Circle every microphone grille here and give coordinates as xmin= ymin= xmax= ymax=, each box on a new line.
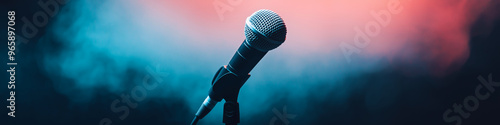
xmin=245 ymin=9 xmax=287 ymax=51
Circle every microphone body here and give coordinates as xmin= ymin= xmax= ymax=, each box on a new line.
xmin=227 ymin=40 xmax=267 ymax=76
xmin=192 ymin=9 xmax=287 ymax=125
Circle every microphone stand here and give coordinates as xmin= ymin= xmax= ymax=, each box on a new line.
xmin=207 ymin=65 xmax=250 ymax=125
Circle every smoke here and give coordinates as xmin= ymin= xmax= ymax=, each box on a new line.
xmin=363 ymin=0 xmax=498 ymax=76
xmin=36 ymin=0 xmax=499 ymax=124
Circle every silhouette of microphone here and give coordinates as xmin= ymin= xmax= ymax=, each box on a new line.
xmin=191 ymin=9 xmax=287 ymax=125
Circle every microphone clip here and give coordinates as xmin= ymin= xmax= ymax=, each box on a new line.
xmin=208 ymin=65 xmax=250 ymax=125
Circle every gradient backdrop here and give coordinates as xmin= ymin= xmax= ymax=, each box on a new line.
xmin=1 ymin=0 xmax=500 ymax=124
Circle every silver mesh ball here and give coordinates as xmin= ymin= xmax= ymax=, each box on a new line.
xmin=244 ymin=9 xmax=287 ymax=51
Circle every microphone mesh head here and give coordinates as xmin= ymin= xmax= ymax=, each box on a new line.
xmin=245 ymin=9 xmax=287 ymax=51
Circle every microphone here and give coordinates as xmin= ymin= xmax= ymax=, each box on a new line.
xmin=191 ymin=9 xmax=287 ymax=125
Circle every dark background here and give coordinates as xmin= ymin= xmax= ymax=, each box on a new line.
xmin=1 ymin=0 xmax=500 ymax=125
